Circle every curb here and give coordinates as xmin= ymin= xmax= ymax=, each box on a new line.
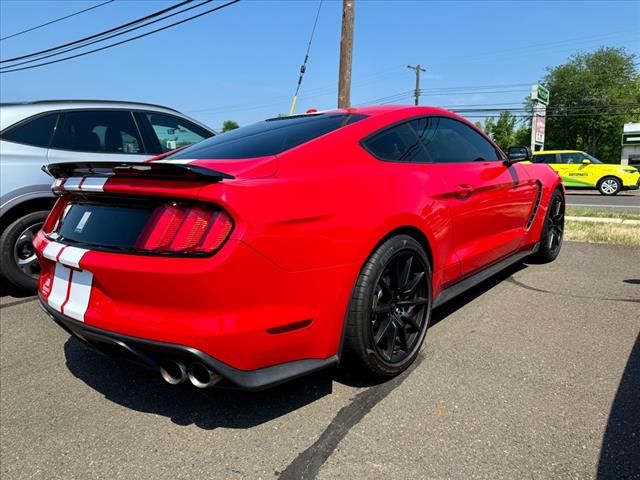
xmin=566 ymin=216 xmax=640 ymax=226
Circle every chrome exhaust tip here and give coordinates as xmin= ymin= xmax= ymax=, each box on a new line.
xmin=159 ymin=360 xmax=187 ymax=385
xmin=187 ymin=362 xmax=222 ymax=389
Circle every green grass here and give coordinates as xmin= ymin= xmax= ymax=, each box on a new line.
xmin=565 ymin=207 xmax=640 ymax=221
xmin=565 ymin=220 xmax=640 ymax=247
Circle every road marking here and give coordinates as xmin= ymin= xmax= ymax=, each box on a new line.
xmin=567 ymin=203 xmax=640 ymax=208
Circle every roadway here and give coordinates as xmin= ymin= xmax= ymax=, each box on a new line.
xmin=566 ymin=190 xmax=640 ymax=212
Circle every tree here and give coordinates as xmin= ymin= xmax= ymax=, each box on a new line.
xmin=490 ymin=111 xmax=517 ymax=151
xmin=221 ymin=120 xmax=239 ymax=132
xmin=477 ymin=113 xmax=518 ymax=151
xmin=513 ymin=125 xmax=531 ymax=147
xmin=541 ymin=47 xmax=640 ymax=162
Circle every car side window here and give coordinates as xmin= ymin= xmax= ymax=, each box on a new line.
xmin=145 ymin=113 xmax=210 ymax=153
xmin=51 ymin=110 xmax=143 ymax=154
xmin=364 ymin=122 xmax=429 ymax=162
xmin=419 ymin=117 xmax=499 ymax=163
xmin=1 ymin=113 xmax=58 ymax=148
xmin=560 ymin=152 xmax=583 ymax=164
xmin=534 ymin=154 xmax=557 ymax=164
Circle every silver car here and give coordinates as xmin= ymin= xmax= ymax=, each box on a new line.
xmin=0 ymin=100 xmax=214 ymax=291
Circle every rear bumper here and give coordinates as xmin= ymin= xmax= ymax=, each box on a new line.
xmin=40 ymin=298 xmax=338 ymax=390
xmin=34 ymin=232 xmax=357 ymax=371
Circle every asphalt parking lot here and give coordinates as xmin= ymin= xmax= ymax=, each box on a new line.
xmin=1 ymin=241 xmax=638 ymax=480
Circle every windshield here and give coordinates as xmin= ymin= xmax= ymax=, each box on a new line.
xmin=168 ymin=113 xmax=367 ymax=160
xmin=582 ymin=152 xmax=603 ymax=164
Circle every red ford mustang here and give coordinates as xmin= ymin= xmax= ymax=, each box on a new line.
xmin=34 ymin=106 xmax=564 ymax=390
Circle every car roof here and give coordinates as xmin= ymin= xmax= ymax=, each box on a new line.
xmin=533 ymin=150 xmax=581 ymax=154
xmin=0 ymin=99 xmax=180 ymax=112
xmin=290 ymin=105 xmax=456 ymax=118
xmin=0 ymin=100 xmax=211 ymax=132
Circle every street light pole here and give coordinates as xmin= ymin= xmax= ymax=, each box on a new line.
xmin=407 ymin=64 xmax=426 ymax=106
xmin=338 ymin=0 xmax=354 ymax=108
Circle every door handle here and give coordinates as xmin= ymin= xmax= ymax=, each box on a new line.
xmin=456 ymin=184 xmax=475 ymax=198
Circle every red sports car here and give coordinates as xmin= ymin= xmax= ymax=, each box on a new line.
xmin=34 ymin=106 xmax=564 ymax=390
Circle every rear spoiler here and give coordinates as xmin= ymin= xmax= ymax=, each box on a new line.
xmin=43 ymin=161 xmax=234 ymax=182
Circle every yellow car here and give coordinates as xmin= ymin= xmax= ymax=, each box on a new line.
xmin=532 ymin=150 xmax=640 ymax=195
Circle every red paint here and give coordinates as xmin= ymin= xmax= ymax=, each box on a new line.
xmin=34 ymin=106 xmax=562 ymax=372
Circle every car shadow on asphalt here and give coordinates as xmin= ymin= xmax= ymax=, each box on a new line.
xmin=597 ymin=333 xmax=640 ymax=479
xmin=62 ymin=261 xmax=529 ymax=429
xmin=63 ymin=338 xmax=334 ymax=430
xmin=0 ymin=283 xmax=33 ymax=299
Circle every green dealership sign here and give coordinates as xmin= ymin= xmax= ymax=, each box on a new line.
xmin=532 ymin=84 xmax=550 ymax=105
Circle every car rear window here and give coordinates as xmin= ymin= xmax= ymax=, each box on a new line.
xmin=57 ymin=203 xmax=153 ymax=249
xmin=168 ymin=113 xmax=367 ymax=160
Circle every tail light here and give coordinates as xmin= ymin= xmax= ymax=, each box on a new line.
xmin=134 ymin=203 xmax=233 ymax=254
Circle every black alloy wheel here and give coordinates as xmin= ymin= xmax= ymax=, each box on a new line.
xmin=370 ymin=251 xmax=430 ymax=364
xmin=0 ymin=210 xmax=49 ymax=292
xmin=545 ymin=192 xmax=564 ymax=258
xmin=529 ymin=189 xmax=564 ymax=264
xmin=343 ymin=235 xmax=432 ymax=377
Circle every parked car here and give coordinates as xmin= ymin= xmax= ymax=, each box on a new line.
xmin=0 ymin=100 xmax=214 ymax=291
xmin=532 ymin=150 xmax=640 ymax=195
xmin=34 ymin=106 xmax=563 ymax=390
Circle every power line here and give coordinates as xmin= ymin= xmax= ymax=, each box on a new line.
xmin=2 ymin=0 xmax=215 ymax=70
xmin=0 ymin=0 xmax=115 ymax=42
xmin=0 ymin=0 xmax=241 ymax=74
xmin=1 ymin=0 xmax=194 ymax=64
xmin=288 ymin=0 xmax=323 ymax=115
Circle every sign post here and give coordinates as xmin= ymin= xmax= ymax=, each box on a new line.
xmin=530 ymin=84 xmax=549 ymax=151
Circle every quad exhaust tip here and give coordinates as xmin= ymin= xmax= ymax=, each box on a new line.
xmin=159 ymin=360 xmax=187 ymax=385
xmin=187 ymin=362 xmax=222 ymax=388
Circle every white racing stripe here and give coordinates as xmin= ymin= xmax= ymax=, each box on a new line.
xmin=54 ymin=176 xmax=109 ymax=192
xmin=43 ymin=242 xmax=89 ymax=269
xmin=62 ymin=270 xmax=93 ymax=322
xmin=43 ymin=242 xmax=65 ymax=262
xmin=48 ymin=263 xmax=71 ymax=311
xmin=63 ymin=177 xmax=83 ymax=191
xmin=58 ymin=246 xmax=89 ymax=269
xmin=81 ymin=177 xmax=108 ymax=192
xmin=44 ymin=243 xmax=93 ymax=322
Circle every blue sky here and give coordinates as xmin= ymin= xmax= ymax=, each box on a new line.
xmin=1 ymin=0 xmax=638 ymax=130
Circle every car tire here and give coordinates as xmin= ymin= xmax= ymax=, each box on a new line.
xmin=597 ymin=176 xmax=621 ymax=196
xmin=529 ymin=189 xmax=564 ymax=264
xmin=342 ymin=235 xmax=432 ymax=378
xmin=0 ymin=211 xmax=48 ymax=292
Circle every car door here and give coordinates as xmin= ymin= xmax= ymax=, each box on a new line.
xmin=47 ymin=110 xmax=151 ymax=165
xmin=415 ymin=116 xmax=538 ymax=276
xmin=558 ymin=152 xmax=595 ymax=187
xmin=134 ymin=111 xmax=213 ymax=155
xmin=362 ymin=120 xmax=461 ymax=286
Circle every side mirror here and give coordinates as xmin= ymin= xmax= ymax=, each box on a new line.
xmin=582 ymin=159 xmax=591 ymax=165
xmin=506 ymin=146 xmax=532 ymax=164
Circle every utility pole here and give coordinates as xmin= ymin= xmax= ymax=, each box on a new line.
xmin=407 ymin=64 xmax=426 ymax=105
xmin=338 ymin=0 xmax=354 ymax=108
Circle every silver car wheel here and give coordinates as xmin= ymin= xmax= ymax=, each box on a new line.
xmin=600 ymin=178 xmax=619 ymax=195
